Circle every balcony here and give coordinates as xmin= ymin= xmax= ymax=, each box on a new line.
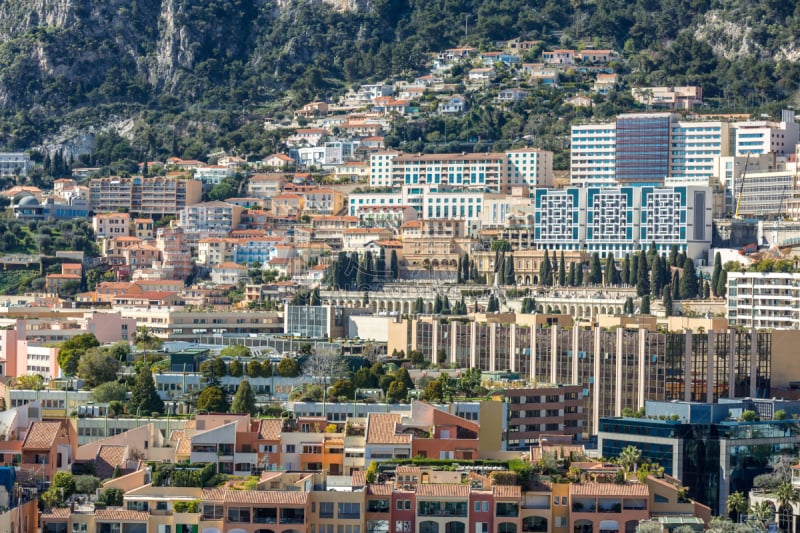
xmin=418 ymin=502 xmax=468 ymax=517
xmin=254 ymin=508 xmax=278 ymax=524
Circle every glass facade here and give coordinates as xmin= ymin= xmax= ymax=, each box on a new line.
xmin=615 ymin=115 xmax=672 ymax=183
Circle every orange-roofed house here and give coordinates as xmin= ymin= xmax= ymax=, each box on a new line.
xmin=263 ymin=153 xmax=295 ymax=169
xmin=21 ymin=420 xmax=77 ymax=481
xmin=211 ymin=262 xmax=248 ymax=285
xmin=567 ymin=481 xmax=650 ymax=533
xmin=342 ymin=228 xmax=394 ymax=252
xmin=364 ymin=413 xmax=411 ymax=467
xmin=272 ymin=193 xmax=304 ymax=218
xmin=132 ymin=218 xmax=155 ymax=240
xmin=93 ymin=212 xmax=131 ymax=239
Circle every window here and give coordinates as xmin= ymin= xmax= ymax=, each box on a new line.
xmin=72 ymin=525 xmax=88 ymax=533
xmin=474 ymin=501 xmax=481 ymax=512
xmin=286 ymin=444 xmax=296 ymax=453
xmin=482 ymin=501 xmax=489 ymax=512
xmin=228 ymin=507 xmax=251 ymax=523
xmin=320 ymin=502 xmax=334 ymax=518
xmin=339 ymin=502 xmax=361 ymax=519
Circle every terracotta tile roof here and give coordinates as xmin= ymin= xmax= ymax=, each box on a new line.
xmin=396 ymin=466 xmax=422 ymax=474
xmin=225 ymin=490 xmax=309 ymax=505
xmin=22 ymin=421 xmax=63 ymax=450
xmin=95 ymin=509 xmax=149 ymax=522
xmin=42 ymin=508 xmax=70 ymax=519
xmin=367 ymin=484 xmax=393 ymax=496
xmin=493 ymin=485 xmax=521 ymax=498
xmin=352 ymin=470 xmax=366 ymax=487
xmin=96 ymin=445 xmax=127 ymax=480
xmin=366 ymin=413 xmax=410 ymax=445
xmin=258 ymin=419 xmax=282 ymax=441
xmin=201 ymin=487 xmax=227 ymax=501
xmin=416 ymin=484 xmax=470 ymax=498
xmin=569 ymin=482 xmax=649 ymax=497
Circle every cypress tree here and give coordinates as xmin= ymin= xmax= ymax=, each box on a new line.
xmin=605 ymin=253 xmax=618 ymax=285
xmin=711 ymin=252 xmax=722 ymax=297
xmin=376 ymin=248 xmax=386 ymax=282
xmin=462 ymin=253 xmax=470 ymax=282
xmin=414 ymin=297 xmax=424 ymax=313
xmin=589 ymin=253 xmax=602 ymax=285
xmin=663 ymin=290 xmax=673 ymax=317
xmin=433 ymin=294 xmax=442 ymax=314
xmin=650 ymin=255 xmax=661 ymax=298
xmin=558 ymin=251 xmax=566 ymax=286
xmin=716 ymin=269 xmax=728 ymax=298
xmin=668 ymin=245 xmax=678 ymax=267
xmin=568 ymin=262 xmax=577 ymax=287
xmin=622 ymin=254 xmax=631 ymax=285
xmin=390 ymin=250 xmax=399 ymax=279
xmin=641 ymin=295 xmax=650 ymax=314
xmin=504 ymin=254 xmax=516 ymax=285
xmin=630 ymin=254 xmax=639 ymax=286
xmin=680 ymin=258 xmax=699 ymax=299
xmin=636 ymin=252 xmax=649 ymax=296
xmin=456 ymin=256 xmax=464 ymax=284
xmin=672 ymin=271 xmax=681 ymax=301
xmin=624 ymin=297 xmax=634 ymax=314
xmin=539 ymin=251 xmax=552 ymax=286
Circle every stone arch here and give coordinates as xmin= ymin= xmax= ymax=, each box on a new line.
xmin=601 ymin=306 xmax=608 ymax=314
xmin=518 ymin=276 xmax=524 ymax=285
xmin=533 ymin=275 xmax=539 ymax=285
xmin=420 ymin=521 xmax=439 ymax=533
xmin=615 ymin=306 xmax=623 ymax=314
xmin=523 ymin=517 xmax=547 ymax=532
xmin=574 ymin=520 xmax=593 ymax=533
xmin=525 ymin=275 xmax=531 ymax=285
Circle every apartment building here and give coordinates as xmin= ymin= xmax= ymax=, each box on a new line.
xmin=735 ymin=109 xmax=799 ymax=156
xmin=93 ymin=212 xmax=132 ymax=239
xmin=178 ymin=201 xmax=244 ymax=240
xmin=89 ymin=176 xmax=203 ymax=216
xmin=390 ymin=149 xmax=553 ymax=193
xmin=570 ymin=113 xmax=733 ymax=187
xmin=726 ymin=271 xmax=800 ymax=329
xmin=534 ymin=185 xmax=712 ymax=259
xmin=0 ymin=152 xmax=31 ymax=176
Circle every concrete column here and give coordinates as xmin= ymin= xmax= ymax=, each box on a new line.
xmin=707 ymin=330 xmax=715 ymax=403
xmin=449 ymin=322 xmax=457 ymax=366
xmin=489 ymin=323 xmax=497 ymax=372
xmin=470 ymin=321 xmax=477 ymax=369
xmin=531 ymin=326 xmax=537 ymax=381
xmin=638 ymin=329 xmax=646 ymax=410
xmin=510 ymin=324 xmax=517 ymax=373
xmin=431 ymin=320 xmax=439 ymax=366
xmin=551 ymin=326 xmax=558 ymax=384
xmin=728 ymin=328 xmax=736 ymax=399
xmin=615 ymin=327 xmax=623 ymax=417
xmin=684 ymin=330 xmax=693 ymax=402
xmin=572 ymin=325 xmax=579 ymax=385
xmin=593 ymin=326 xmax=601 ymax=435
xmin=750 ymin=327 xmax=758 ymax=398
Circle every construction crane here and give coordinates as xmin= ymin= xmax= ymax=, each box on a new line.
xmin=734 ymin=153 xmax=750 ymax=219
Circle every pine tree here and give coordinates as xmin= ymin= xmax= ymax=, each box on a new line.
xmin=390 ymin=250 xmax=399 ymax=279
xmin=129 ymin=367 xmax=164 ymax=415
xmin=641 ymin=295 xmax=650 ymax=314
xmin=680 ymin=258 xmax=699 ymax=299
xmin=663 ymin=290 xmax=673 ymax=317
xmin=558 ymin=251 xmax=566 ymax=286
xmin=589 ymin=253 xmax=602 ymax=285
xmin=636 ymin=252 xmax=650 ymax=296
xmin=711 ymin=252 xmax=722 ymax=297
xmin=230 ymin=379 xmax=257 ymax=415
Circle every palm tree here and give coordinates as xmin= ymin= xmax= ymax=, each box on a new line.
xmin=726 ymin=491 xmax=748 ymax=523
xmin=775 ymin=482 xmax=799 ymax=533
xmin=749 ymin=501 xmax=775 ymax=531
xmin=618 ymin=445 xmax=642 ymax=473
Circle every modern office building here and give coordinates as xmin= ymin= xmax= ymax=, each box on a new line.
xmin=615 ymin=113 xmax=674 ymax=184
xmin=534 ymin=185 xmax=712 ymax=259
xmin=598 ymin=399 xmax=800 ymax=515
xmin=388 ymin=314 xmax=785 ymax=436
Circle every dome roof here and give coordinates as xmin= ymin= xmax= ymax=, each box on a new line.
xmin=17 ymin=195 xmax=40 ymax=207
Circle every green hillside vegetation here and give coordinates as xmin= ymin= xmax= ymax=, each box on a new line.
xmin=0 ymin=0 xmax=798 ymax=154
